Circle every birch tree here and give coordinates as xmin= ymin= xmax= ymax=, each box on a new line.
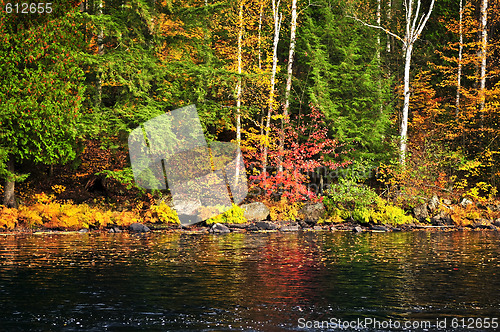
xmin=96 ymin=0 xmax=104 ymax=108
xmin=235 ymin=0 xmax=244 ymax=183
xmin=386 ymin=0 xmax=391 ymax=53
xmin=478 ymin=0 xmax=488 ymax=115
xmin=278 ymin=0 xmax=297 ymax=173
xmin=456 ymin=0 xmax=464 ymax=115
xmin=349 ymin=0 xmax=436 ymax=164
xmin=262 ymin=0 xmax=282 ymax=177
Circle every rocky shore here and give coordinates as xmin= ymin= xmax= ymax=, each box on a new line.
xmin=3 ymin=195 xmax=500 ymax=235
xmin=5 ymin=219 xmax=495 ymax=235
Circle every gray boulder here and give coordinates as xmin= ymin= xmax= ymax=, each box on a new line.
xmin=370 ymin=224 xmax=389 ymax=232
xmin=129 ymin=223 xmax=151 ymax=233
xmin=428 ymin=195 xmax=440 ymax=213
xmin=210 ymin=223 xmax=231 ymax=234
xmin=255 ymin=221 xmax=279 ymax=230
xmin=108 ymin=227 xmax=123 ymax=233
xmin=280 ymin=224 xmax=300 ymax=232
xmin=472 ymin=220 xmax=495 ymax=230
xmin=298 ymin=203 xmax=326 ymax=221
xmin=431 ymin=211 xmax=453 ymax=225
xmin=241 ymin=202 xmax=270 ymax=221
xmin=353 ymin=226 xmax=365 ymax=233
xmin=413 ymin=203 xmax=429 ymax=221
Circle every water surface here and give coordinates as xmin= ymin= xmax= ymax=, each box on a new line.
xmin=0 ymin=230 xmax=499 ymax=331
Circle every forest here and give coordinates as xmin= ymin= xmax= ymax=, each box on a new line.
xmin=1 ymin=0 xmax=500 ymax=230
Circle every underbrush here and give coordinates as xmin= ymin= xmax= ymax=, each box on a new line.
xmin=203 ymin=204 xmax=247 ymax=224
xmin=0 ymin=192 xmax=251 ymax=230
xmin=0 ymin=192 xmax=142 ymax=230
xmin=323 ymin=178 xmax=414 ymax=225
xmin=0 ymin=193 xmax=181 ymax=230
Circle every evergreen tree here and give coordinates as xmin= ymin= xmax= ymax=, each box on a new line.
xmin=79 ymin=0 xmax=164 ymax=138
xmin=296 ymin=1 xmax=392 ymax=165
xmin=0 ymin=2 xmax=86 ymax=206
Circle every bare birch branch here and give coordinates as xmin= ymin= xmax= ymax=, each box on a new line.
xmin=346 ymin=15 xmax=405 ymax=46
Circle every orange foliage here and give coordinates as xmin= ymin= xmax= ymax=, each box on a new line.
xmin=0 ymin=206 xmax=18 ymax=229
xmin=1 ymin=192 xmax=142 ymax=231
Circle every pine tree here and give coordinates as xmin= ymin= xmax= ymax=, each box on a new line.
xmin=0 ymin=2 xmax=86 ymax=206
xmin=297 ymin=1 xmax=391 ymax=164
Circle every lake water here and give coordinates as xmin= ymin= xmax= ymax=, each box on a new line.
xmin=0 ymin=230 xmax=499 ymax=331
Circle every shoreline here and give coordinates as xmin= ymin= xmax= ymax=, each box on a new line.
xmin=1 ymin=220 xmax=498 ymax=236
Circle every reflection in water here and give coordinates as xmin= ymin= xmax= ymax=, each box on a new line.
xmin=0 ymin=231 xmax=499 ymax=331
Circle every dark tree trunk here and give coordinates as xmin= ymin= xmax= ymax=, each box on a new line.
xmin=3 ymin=159 xmax=17 ymax=208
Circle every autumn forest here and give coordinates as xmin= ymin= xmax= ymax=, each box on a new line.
xmin=1 ymin=0 xmax=500 ymax=230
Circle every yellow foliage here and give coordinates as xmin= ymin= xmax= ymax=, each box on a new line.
xmin=149 ymin=203 xmax=180 ymax=224
xmin=114 ymin=211 xmax=140 ymax=227
xmin=51 ymin=185 xmax=66 ymax=194
xmin=18 ymin=206 xmax=43 ymax=227
xmin=6 ymin=192 xmax=142 ymax=230
xmin=465 ymin=182 xmax=497 ymax=203
xmin=0 ymin=206 xmax=18 ymax=229
xmin=270 ymin=199 xmax=303 ymax=221
xmin=34 ymin=192 xmax=54 ymax=204
xmin=205 ymin=204 xmax=247 ymax=224
xmin=371 ymin=199 xmax=414 ymax=225
xmin=322 ymin=213 xmax=344 ymax=224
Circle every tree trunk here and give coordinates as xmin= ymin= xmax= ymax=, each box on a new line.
xmin=376 ymin=0 xmax=383 ymax=114
xmin=456 ymin=0 xmax=463 ymax=116
xmin=400 ymin=43 xmax=413 ymax=165
xmin=96 ymin=0 xmax=104 ymax=108
xmin=3 ymin=159 xmax=17 ymax=208
xmin=376 ymin=0 xmax=381 ymax=61
xmin=386 ymin=0 xmax=392 ymax=53
xmin=262 ymin=0 xmax=282 ymax=178
xmin=235 ymin=0 xmax=244 ymax=185
xmin=279 ymin=0 xmax=297 ymax=173
xmin=348 ymin=0 xmax=435 ymax=165
xmin=258 ymin=1 xmax=263 ymax=71
xmin=478 ymin=0 xmax=488 ymax=118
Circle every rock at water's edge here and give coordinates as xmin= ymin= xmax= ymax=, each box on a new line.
xmin=172 ymin=199 xmax=202 ymax=216
xmin=280 ymin=225 xmax=300 ymax=232
xmin=241 ymin=202 xmax=270 ymax=222
xmin=413 ymin=204 xmax=429 ymax=221
xmin=210 ymin=223 xmax=231 ymax=234
xmin=255 ymin=221 xmax=279 ymax=230
xmin=353 ymin=226 xmax=365 ymax=233
xmin=129 ymin=223 xmax=151 ymax=233
xmin=428 ymin=195 xmax=440 ymax=213
xmin=299 ymin=203 xmax=326 ymax=222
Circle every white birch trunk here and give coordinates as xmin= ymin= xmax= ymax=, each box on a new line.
xmin=386 ymin=0 xmax=392 ymax=53
xmin=400 ymin=43 xmax=413 ymax=165
xmin=235 ymin=0 xmax=244 ymax=185
xmin=96 ymin=0 xmax=104 ymax=108
xmin=399 ymin=0 xmax=435 ymax=164
xmin=349 ymin=0 xmax=435 ymax=164
xmin=258 ymin=2 xmax=263 ymax=71
xmin=455 ymin=0 xmax=463 ymax=115
xmin=377 ymin=0 xmax=383 ymax=114
xmin=2 ymin=159 xmax=17 ymax=208
xmin=279 ymin=0 xmax=297 ymax=173
xmin=283 ymin=0 xmax=297 ymax=118
xmin=262 ymin=0 xmax=282 ymax=178
xmin=377 ymin=0 xmax=381 ymax=61
xmin=478 ymin=0 xmax=488 ymax=116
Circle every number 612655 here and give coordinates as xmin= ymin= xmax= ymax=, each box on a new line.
xmin=5 ymin=3 xmax=53 ymax=14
